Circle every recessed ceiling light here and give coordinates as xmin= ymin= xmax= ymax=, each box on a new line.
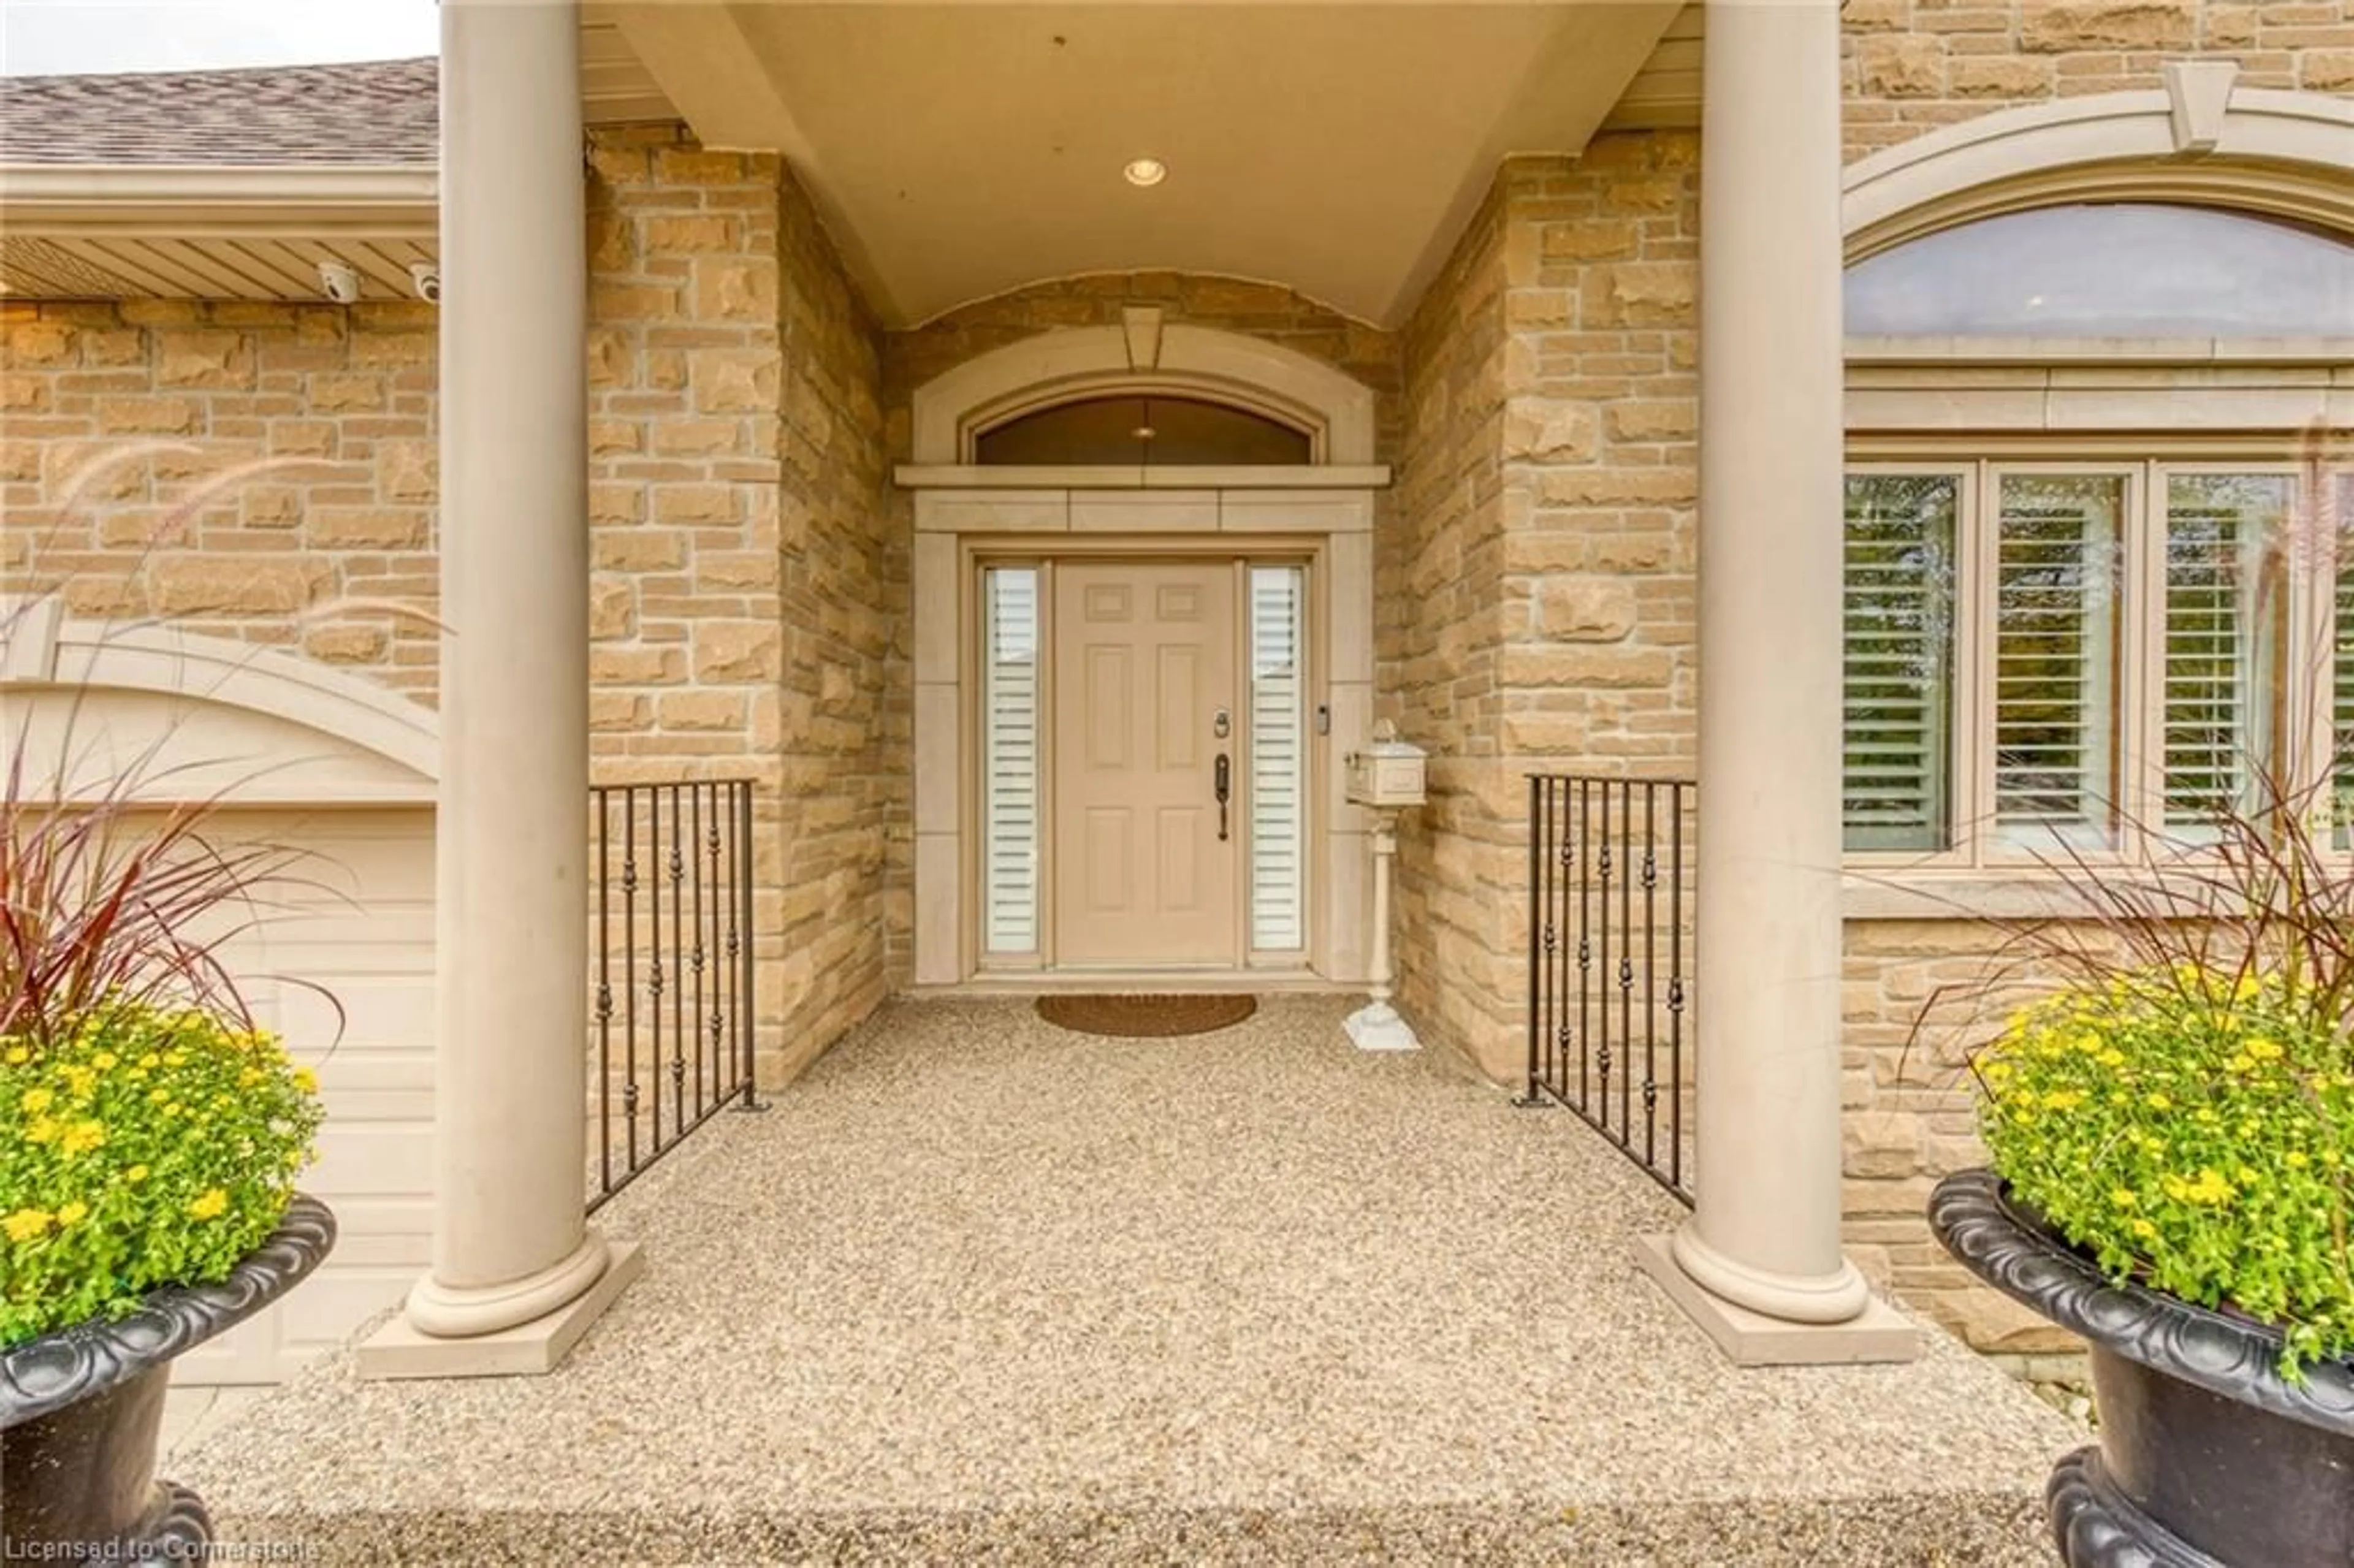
xmin=1123 ymin=158 xmax=1168 ymax=188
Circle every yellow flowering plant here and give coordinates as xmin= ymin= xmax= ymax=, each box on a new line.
xmin=1977 ymin=967 xmax=2353 ymax=1372
xmin=2 ymin=580 xmax=345 ymax=1348
xmin=0 ymin=1000 xmax=322 ymax=1345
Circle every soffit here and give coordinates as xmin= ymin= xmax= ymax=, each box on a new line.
xmin=0 ymin=44 xmax=671 ymax=303
xmin=0 ymin=168 xmax=438 ymax=302
xmin=603 ymin=1 xmax=1683 ymax=328
xmin=1603 ymin=3 xmax=1702 ymax=132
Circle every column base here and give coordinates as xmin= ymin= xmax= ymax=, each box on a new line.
xmin=1673 ymin=1217 xmax=1874 ymax=1322
xmin=1634 ymin=1234 xmax=1920 ymax=1366
xmin=356 ymin=1241 xmax=644 ymax=1380
xmin=406 ymin=1228 xmax=612 ymax=1336
xmin=1343 ymin=1000 xmax=1420 ymax=1052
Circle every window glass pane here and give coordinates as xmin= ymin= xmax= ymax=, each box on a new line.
xmin=981 ymin=568 xmax=1040 ymax=955
xmin=1846 ymin=204 xmax=2354 ymax=338
xmin=2164 ymin=473 xmax=2289 ymax=832
xmin=1843 ymin=474 xmax=1958 ymax=851
xmin=1995 ymin=474 xmax=2125 ymax=848
xmin=1248 ymin=566 xmax=1308 ymax=951
xmin=974 ymin=395 xmax=1314 ymax=466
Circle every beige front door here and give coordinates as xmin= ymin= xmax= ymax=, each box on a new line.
xmin=1052 ymin=561 xmax=1239 ymax=966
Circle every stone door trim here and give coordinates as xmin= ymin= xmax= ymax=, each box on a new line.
xmin=910 ymin=495 xmax=1376 ymax=987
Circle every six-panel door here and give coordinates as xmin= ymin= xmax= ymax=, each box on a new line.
xmin=1051 ymin=561 xmax=1241 ymax=966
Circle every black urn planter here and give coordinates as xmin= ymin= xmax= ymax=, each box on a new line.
xmin=1931 ymin=1170 xmax=2354 ymax=1567
xmin=0 ymin=1195 xmax=334 ymax=1558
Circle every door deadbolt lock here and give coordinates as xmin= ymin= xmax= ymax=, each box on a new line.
xmin=1213 ymin=707 xmax=1232 ymax=739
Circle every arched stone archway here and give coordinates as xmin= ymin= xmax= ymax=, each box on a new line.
xmin=908 ymin=317 xmax=1382 ymax=467
xmin=1843 ymin=75 xmax=2354 ymax=258
xmin=1 ymin=600 xmax=437 ymax=802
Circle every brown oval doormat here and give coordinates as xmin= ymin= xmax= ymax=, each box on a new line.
xmin=1035 ymin=993 xmax=1258 ymax=1038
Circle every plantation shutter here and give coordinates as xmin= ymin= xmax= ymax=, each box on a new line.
xmin=2161 ymin=474 xmax=2287 ymax=832
xmin=1993 ymin=474 xmax=2125 ymax=847
xmin=981 ymin=568 xmax=1040 ymax=954
xmin=1247 ymin=566 xmax=1306 ymax=952
xmin=1842 ymin=474 xmax=1958 ymax=851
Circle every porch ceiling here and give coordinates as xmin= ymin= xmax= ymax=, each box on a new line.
xmin=600 ymin=1 xmax=1685 ymax=327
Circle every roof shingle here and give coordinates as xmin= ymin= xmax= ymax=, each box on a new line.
xmin=0 ymin=57 xmax=436 ymax=167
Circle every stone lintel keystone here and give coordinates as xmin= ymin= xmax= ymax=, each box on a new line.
xmin=2163 ymin=60 xmax=2238 ymax=154
xmin=1122 ymin=305 xmax=1165 ymax=372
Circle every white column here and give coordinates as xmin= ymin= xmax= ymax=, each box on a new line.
xmin=364 ymin=0 xmax=638 ymax=1372
xmin=1637 ymin=0 xmax=1908 ymax=1361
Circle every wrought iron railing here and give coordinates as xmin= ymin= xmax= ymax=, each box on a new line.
xmin=1523 ymin=775 xmax=1697 ymax=1205
xmin=588 ymin=778 xmax=759 ymax=1212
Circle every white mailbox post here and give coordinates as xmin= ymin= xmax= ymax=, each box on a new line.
xmin=1343 ymin=721 xmax=1427 ymax=1052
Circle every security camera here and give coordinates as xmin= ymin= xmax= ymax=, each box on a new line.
xmin=408 ymin=262 xmax=442 ymax=304
xmin=317 ymin=260 xmax=362 ymax=305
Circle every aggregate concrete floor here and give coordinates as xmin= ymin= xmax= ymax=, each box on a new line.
xmin=178 ymin=995 xmax=2080 ymax=1564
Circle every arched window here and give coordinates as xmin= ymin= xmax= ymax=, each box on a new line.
xmin=972 ymin=394 xmax=1314 ymax=467
xmin=1840 ymin=202 xmax=2354 ymax=862
xmin=1845 ymin=203 xmax=2354 ymax=338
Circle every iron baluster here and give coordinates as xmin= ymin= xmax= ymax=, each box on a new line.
xmin=596 ymin=791 xmax=612 ymax=1197
xmin=647 ymin=793 xmax=667 ymax=1154
xmin=689 ymin=784 xmax=707 ymax=1118
xmin=669 ymin=788 xmax=687 ymax=1140
xmin=736 ymin=780 xmax=760 ymax=1109
xmin=1595 ymin=783 xmax=1613 ymax=1130
xmin=1523 ymin=777 xmax=1544 ymax=1105
xmin=1641 ymin=783 xmax=1661 ymax=1168
xmin=1618 ymin=781 xmax=1634 ymax=1151
xmin=621 ymin=786 xmax=640 ymax=1173
xmin=1669 ymin=781 xmax=1688 ymax=1195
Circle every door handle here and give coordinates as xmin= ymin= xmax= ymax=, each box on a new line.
xmin=1214 ymin=753 xmax=1231 ymax=842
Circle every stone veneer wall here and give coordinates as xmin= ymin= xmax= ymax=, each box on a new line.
xmin=1387 ymin=137 xmax=1702 ymax=1084
xmin=1842 ymin=0 xmax=2354 ymax=159
xmin=774 ymin=165 xmax=902 ymax=1057
xmin=1 ymin=127 xmax=900 ymax=1088
xmin=1388 ymin=181 xmax=1517 ymax=1075
xmin=0 ymin=299 xmax=440 ymax=687
xmin=583 ymin=125 xmax=898 ymax=1083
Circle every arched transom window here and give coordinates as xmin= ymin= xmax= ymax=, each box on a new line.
xmin=1845 ymin=202 xmax=2354 ymax=338
xmin=972 ymin=393 xmax=1316 ymax=467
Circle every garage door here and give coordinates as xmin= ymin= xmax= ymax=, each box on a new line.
xmin=169 ymin=807 xmax=438 ymax=1385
